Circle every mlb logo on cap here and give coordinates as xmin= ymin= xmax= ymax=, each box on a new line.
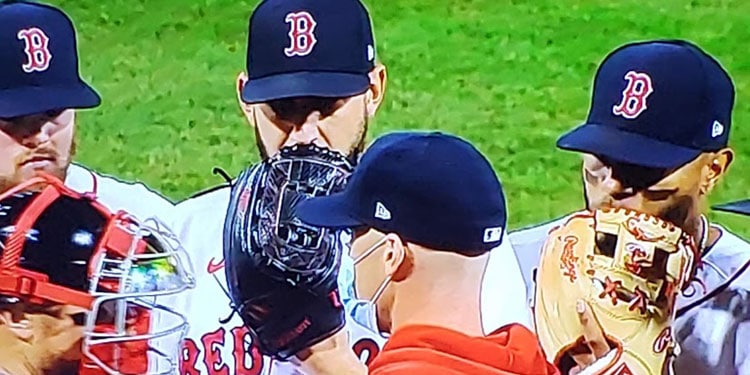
xmin=557 ymin=40 xmax=734 ymax=169
xmin=242 ymin=0 xmax=376 ymax=103
xmin=0 ymin=0 xmax=100 ymax=118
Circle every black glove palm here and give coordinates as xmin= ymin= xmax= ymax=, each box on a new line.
xmin=223 ymin=144 xmax=355 ymax=360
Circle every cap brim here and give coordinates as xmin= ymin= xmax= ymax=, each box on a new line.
xmin=296 ymin=192 xmax=364 ymax=229
xmin=0 ymin=81 xmax=101 ymax=118
xmin=556 ymin=124 xmax=702 ymax=169
xmin=242 ymin=71 xmax=370 ymax=103
xmin=713 ymin=200 xmax=750 ymax=215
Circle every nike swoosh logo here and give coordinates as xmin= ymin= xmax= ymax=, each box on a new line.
xmin=207 ymin=258 xmax=225 ymax=274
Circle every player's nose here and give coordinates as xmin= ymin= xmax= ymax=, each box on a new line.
xmin=600 ymin=173 xmax=625 ymax=196
xmin=19 ymin=124 xmax=51 ymax=148
xmin=284 ymin=111 xmax=326 ymax=147
xmin=601 ymin=175 xmax=643 ymax=208
xmin=609 ymin=194 xmax=645 ymax=212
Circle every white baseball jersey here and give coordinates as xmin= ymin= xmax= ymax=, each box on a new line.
xmin=64 ymin=163 xmax=175 ymax=220
xmin=164 ymin=174 xmax=387 ymax=375
xmin=509 ymin=214 xmax=750 ymax=374
xmin=480 ymin=233 xmax=534 ymax=333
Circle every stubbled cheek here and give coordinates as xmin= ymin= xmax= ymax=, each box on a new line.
xmin=659 ymin=195 xmax=696 ymax=229
xmin=256 ymin=122 xmax=288 ymax=154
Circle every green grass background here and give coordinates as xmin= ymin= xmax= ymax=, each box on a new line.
xmin=52 ymin=0 xmax=750 ymax=236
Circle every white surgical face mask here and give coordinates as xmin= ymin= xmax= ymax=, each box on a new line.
xmin=337 ymin=234 xmax=391 ymax=336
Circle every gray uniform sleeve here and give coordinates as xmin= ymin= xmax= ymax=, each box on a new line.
xmin=672 ymin=227 xmax=750 ymax=374
xmin=673 ymin=286 xmax=750 ymax=374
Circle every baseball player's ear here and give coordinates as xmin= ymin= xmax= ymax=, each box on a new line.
xmin=236 ymin=72 xmax=255 ymax=125
xmin=702 ymin=148 xmax=734 ymax=194
xmin=382 ymin=234 xmax=413 ymax=282
xmin=366 ymin=64 xmax=387 ymax=118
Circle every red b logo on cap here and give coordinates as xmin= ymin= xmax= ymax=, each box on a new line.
xmin=284 ymin=12 xmax=317 ymax=57
xmin=17 ymin=27 xmax=52 ymax=73
xmin=612 ymin=71 xmax=654 ymax=119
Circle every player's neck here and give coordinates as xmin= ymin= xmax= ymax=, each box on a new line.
xmin=702 ymin=214 xmax=723 ymax=252
xmin=388 ymin=254 xmax=488 ymax=337
xmin=683 ymin=213 xmax=712 ymax=254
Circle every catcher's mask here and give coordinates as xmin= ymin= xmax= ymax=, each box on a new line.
xmin=0 ymin=174 xmax=195 ymax=375
xmin=224 ymin=144 xmax=355 ymax=359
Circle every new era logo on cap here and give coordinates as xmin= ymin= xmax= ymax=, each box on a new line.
xmin=374 ymin=201 xmax=391 ymax=221
xmin=712 ymin=120 xmax=724 ymax=138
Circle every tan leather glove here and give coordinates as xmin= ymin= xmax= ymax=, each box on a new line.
xmin=532 ymin=208 xmax=699 ymax=375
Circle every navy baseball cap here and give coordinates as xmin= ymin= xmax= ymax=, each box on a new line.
xmin=241 ymin=0 xmax=376 ymax=103
xmin=296 ymin=131 xmax=508 ymax=254
xmin=557 ymin=40 xmax=734 ymax=169
xmin=0 ymin=0 xmax=100 ymax=118
xmin=713 ymin=200 xmax=750 ymax=215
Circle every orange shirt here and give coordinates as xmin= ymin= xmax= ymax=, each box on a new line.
xmin=368 ymin=323 xmax=560 ymax=375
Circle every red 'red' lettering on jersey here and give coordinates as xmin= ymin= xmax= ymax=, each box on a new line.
xmin=180 ymin=325 xmax=382 ymax=374
xmin=180 ymin=338 xmax=201 ymax=375
xmin=231 ymin=326 xmax=263 ymax=375
xmin=353 ymin=338 xmax=381 ymax=366
xmin=180 ymin=325 xmax=266 ymax=374
xmin=202 ymin=328 xmax=231 ymax=375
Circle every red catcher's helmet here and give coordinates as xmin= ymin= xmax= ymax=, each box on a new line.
xmin=0 ymin=174 xmax=195 ymax=374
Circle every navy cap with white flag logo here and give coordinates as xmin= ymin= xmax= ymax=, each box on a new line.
xmin=297 ymin=131 xmax=508 ymax=254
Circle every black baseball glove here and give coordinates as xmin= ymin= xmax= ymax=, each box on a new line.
xmin=223 ymin=144 xmax=355 ymax=360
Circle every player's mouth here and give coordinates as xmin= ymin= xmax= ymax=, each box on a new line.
xmin=20 ymin=154 xmax=56 ymax=169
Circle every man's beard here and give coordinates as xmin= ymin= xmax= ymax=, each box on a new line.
xmin=254 ymin=115 xmax=369 ymax=163
xmin=0 ymin=139 xmax=75 ymax=193
xmin=348 ymin=115 xmax=368 ymax=163
xmin=659 ymin=195 xmax=702 ymax=239
xmin=254 ymin=124 xmax=269 ymax=161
